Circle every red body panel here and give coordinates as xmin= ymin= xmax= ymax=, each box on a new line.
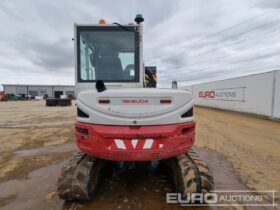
xmin=75 ymin=121 xmax=195 ymax=161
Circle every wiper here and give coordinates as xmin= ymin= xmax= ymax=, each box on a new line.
xmin=113 ymin=22 xmax=131 ymax=31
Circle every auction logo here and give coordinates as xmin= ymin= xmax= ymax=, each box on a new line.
xmin=199 ymin=87 xmax=245 ymax=102
xmin=166 ymin=190 xmax=277 ymax=207
xmin=199 ymin=91 xmax=215 ymax=99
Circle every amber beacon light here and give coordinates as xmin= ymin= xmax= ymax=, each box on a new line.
xmin=99 ymin=19 xmax=106 ymax=24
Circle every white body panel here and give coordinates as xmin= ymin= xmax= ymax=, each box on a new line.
xmin=184 ymin=70 xmax=280 ymax=119
xmin=77 ymin=88 xmax=193 ymax=125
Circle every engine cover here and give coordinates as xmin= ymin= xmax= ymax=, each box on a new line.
xmin=77 ymin=88 xmax=193 ymax=126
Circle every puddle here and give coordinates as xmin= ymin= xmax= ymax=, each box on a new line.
xmin=14 ymin=143 xmax=76 ymax=157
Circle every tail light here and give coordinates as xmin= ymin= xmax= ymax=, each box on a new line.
xmin=160 ymin=99 xmax=172 ymax=104
xmin=99 ymin=99 xmax=110 ymax=104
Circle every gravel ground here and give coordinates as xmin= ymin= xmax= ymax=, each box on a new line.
xmin=0 ymin=101 xmax=279 ymax=210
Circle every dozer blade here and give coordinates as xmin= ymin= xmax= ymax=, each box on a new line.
xmin=57 ymin=152 xmax=108 ymax=201
xmin=162 ymin=149 xmax=214 ymax=198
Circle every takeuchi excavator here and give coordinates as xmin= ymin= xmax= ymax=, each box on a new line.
xmin=57 ymin=15 xmax=214 ymax=201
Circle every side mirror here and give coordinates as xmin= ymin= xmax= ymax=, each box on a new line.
xmin=96 ymin=80 xmax=106 ymax=92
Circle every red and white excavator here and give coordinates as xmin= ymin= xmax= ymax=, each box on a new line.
xmin=57 ymin=15 xmax=214 ymax=201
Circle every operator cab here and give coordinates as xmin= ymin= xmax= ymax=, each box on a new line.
xmin=75 ymin=22 xmax=143 ymax=94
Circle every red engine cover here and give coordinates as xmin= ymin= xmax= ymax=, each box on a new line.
xmin=75 ymin=121 xmax=195 ymax=161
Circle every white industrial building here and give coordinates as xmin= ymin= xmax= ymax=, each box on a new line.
xmin=2 ymin=84 xmax=75 ymax=98
xmin=183 ymin=70 xmax=280 ymax=120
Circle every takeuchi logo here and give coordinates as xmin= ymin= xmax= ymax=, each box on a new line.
xmin=121 ymin=99 xmax=149 ymax=104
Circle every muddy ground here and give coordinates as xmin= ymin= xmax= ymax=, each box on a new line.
xmin=0 ymin=101 xmax=279 ymax=210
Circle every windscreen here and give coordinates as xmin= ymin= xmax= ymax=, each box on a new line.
xmin=77 ymin=27 xmax=139 ymax=82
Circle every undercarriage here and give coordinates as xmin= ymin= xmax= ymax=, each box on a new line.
xmin=57 ymin=150 xmax=214 ymax=201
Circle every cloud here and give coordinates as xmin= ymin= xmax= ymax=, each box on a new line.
xmin=0 ymin=0 xmax=279 ymax=89
xmin=259 ymin=0 xmax=280 ymax=9
xmin=145 ymin=0 xmax=280 ymax=87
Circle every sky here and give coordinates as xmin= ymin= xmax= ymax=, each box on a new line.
xmin=0 ymin=0 xmax=280 ymax=89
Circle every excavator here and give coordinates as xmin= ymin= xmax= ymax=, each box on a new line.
xmin=57 ymin=14 xmax=214 ymax=202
